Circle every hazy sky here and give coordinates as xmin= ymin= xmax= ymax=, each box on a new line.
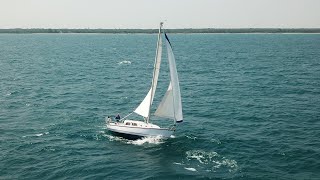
xmin=1 ymin=0 xmax=319 ymax=28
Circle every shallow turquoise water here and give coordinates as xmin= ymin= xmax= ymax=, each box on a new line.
xmin=0 ymin=33 xmax=320 ymax=179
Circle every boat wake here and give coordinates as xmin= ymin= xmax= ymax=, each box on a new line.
xmin=103 ymin=133 xmax=166 ymax=145
xmin=173 ymin=150 xmax=238 ymax=174
xmin=127 ymin=136 xmax=164 ymax=145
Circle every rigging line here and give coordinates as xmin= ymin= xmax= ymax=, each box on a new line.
xmin=119 ymin=112 xmax=133 ymax=121
xmin=147 ymin=22 xmax=163 ymax=123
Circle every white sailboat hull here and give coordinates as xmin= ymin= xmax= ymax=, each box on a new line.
xmin=106 ymin=120 xmax=174 ymax=139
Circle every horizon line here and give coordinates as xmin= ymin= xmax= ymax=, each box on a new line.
xmin=1 ymin=27 xmax=320 ymax=30
xmin=1 ymin=28 xmax=320 ymax=34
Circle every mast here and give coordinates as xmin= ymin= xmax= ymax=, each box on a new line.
xmin=146 ymin=22 xmax=163 ymax=123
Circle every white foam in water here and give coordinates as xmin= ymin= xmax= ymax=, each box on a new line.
xmin=104 ymin=134 xmax=125 ymax=142
xmin=35 ymin=132 xmax=49 ymax=137
xmin=128 ymin=136 xmax=164 ymax=145
xmin=118 ymin=60 xmax=131 ymax=65
xmin=186 ymin=135 xmax=197 ymax=140
xmin=212 ymin=159 xmax=238 ymax=171
xmin=184 ymin=167 xmax=197 ymax=172
xmin=222 ymin=159 xmax=238 ymax=170
xmin=104 ymin=133 xmax=165 ymax=145
xmin=173 ymin=162 xmax=183 ymax=165
xmin=186 ymin=150 xmax=219 ymax=164
xmin=185 ymin=150 xmax=238 ymax=172
xmin=22 ymin=132 xmax=49 ymax=138
xmin=210 ymin=138 xmax=221 ymax=144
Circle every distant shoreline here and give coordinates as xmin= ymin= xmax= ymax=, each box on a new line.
xmin=1 ymin=28 xmax=320 ymax=34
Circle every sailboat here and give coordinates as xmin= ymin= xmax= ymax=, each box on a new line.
xmin=106 ymin=22 xmax=183 ymax=139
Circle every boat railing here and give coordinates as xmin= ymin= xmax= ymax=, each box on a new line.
xmin=169 ymin=124 xmax=176 ymax=131
xmin=119 ymin=112 xmax=134 ymax=122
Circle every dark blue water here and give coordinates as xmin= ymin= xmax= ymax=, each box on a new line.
xmin=1 ymin=33 xmax=320 ymax=179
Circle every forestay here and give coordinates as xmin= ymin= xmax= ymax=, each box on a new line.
xmin=134 ymin=28 xmax=163 ymax=118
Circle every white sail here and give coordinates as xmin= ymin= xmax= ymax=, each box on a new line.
xmin=134 ymin=27 xmax=163 ymax=118
xmin=154 ymin=82 xmax=174 ymax=119
xmin=155 ymin=34 xmax=183 ymax=122
xmin=134 ymin=88 xmax=152 ymax=117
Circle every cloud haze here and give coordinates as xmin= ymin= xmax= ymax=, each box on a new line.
xmin=1 ymin=0 xmax=319 ymax=28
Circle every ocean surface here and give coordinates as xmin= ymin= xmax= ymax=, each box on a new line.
xmin=0 ymin=33 xmax=319 ymax=180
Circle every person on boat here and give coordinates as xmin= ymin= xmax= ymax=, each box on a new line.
xmin=115 ymin=114 xmax=121 ymax=122
xmin=107 ymin=116 xmax=112 ymax=123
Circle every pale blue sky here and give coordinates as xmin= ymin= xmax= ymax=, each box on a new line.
xmin=1 ymin=0 xmax=319 ymax=28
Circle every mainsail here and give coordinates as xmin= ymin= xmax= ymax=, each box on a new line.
xmin=154 ymin=33 xmax=183 ymax=122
